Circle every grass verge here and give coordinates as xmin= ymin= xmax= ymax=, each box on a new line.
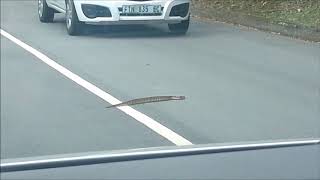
xmin=191 ymin=0 xmax=320 ymax=41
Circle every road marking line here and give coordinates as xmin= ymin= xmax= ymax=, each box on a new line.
xmin=1 ymin=29 xmax=193 ymax=146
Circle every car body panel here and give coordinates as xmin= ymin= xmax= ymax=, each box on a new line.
xmin=46 ymin=0 xmax=190 ymax=24
xmin=1 ymin=139 xmax=320 ymax=179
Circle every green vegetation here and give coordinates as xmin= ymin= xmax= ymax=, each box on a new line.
xmin=192 ymin=0 xmax=320 ymax=29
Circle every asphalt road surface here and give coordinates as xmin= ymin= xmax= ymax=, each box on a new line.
xmin=1 ymin=0 xmax=319 ymax=159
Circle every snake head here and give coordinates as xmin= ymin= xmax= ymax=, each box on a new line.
xmin=171 ymin=96 xmax=186 ymax=100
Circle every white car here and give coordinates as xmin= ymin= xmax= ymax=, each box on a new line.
xmin=38 ymin=0 xmax=191 ymax=35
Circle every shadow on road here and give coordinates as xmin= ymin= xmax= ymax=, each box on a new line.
xmin=83 ymin=25 xmax=182 ymax=39
xmin=53 ymin=16 xmax=206 ymax=39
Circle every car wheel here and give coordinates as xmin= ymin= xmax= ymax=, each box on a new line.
xmin=168 ymin=16 xmax=190 ymax=35
xmin=65 ymin=0 xmax=83 ymax=36
xmin=38 ymin=0 xmax=54 ymax=22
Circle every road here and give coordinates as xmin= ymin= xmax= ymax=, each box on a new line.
xmin=1 ymin=0 xmax=319 ymax=159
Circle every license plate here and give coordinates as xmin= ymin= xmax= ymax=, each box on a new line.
xmin=122 ymin=5 xmax=161 ymax=14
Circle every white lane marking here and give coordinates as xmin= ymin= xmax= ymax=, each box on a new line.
xmin=1 ymin=29 xmax=193 ymax=146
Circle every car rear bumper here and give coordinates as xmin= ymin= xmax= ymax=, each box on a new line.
xmin=73 ymin=0 xmax=190 ymax=25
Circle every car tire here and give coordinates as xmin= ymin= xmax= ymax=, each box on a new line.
xmin=38 ymin=0 xmax=54 ymax=23
xmin=168 ymin=16 xmax=190 ymax=35
xmin=65 ymin=0 xmax=83 ymax=36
